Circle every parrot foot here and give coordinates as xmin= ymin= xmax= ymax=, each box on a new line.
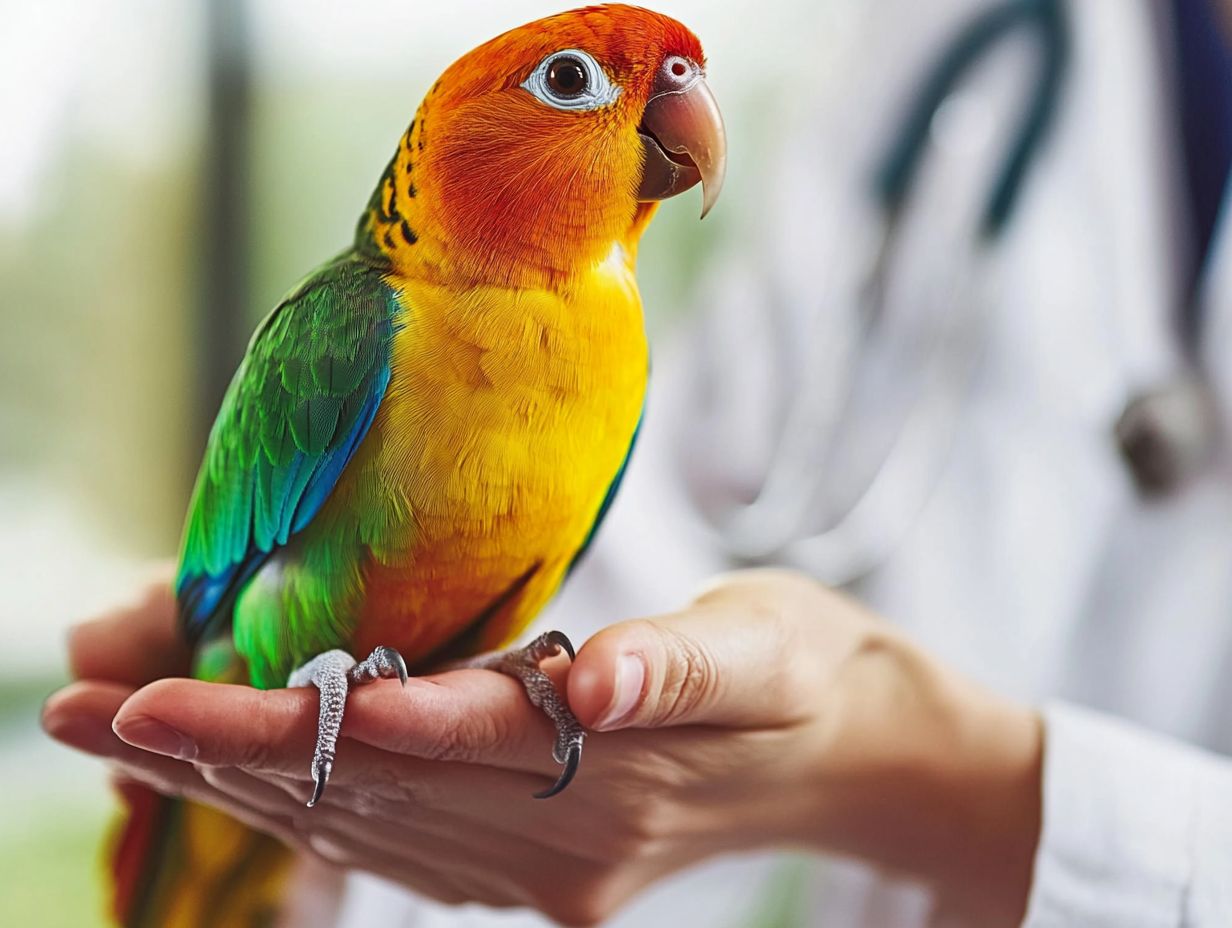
xmin=464 ymin=630 xmax=585 ymax=799
xmin=287 ymin=646 xmax=408 ymax=808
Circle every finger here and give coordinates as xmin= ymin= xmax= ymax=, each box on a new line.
xmin=567 ymin=570 xmax=829 ymax=731
xmin=109 ymin=766 xmax=351 ymax=916
xmin=274 ymin=756 xmax=618 ymax=870
xmin=43 ymin=680 xmax=140 ymax=758
xmin=102 ymin=740 xmax=330 ymax=858
xmin=208 ymin=751 xmax=546 ymax=839
xmin=42 ymin=680 xmax=293 ymax=819
xmin=90 ymin=704 xmax=531 ymax=912
xmin=198 ymin=763 xmax=318 ymax=813
xmin=111 ymin=673 xmax=567 ymax=783
xmin=46 ymin=678 xmax=574 ymax=869
xmin=116 ymin=759 xmax=474 ymax=911
xmin=197 ymin=768 xmax=534 ymax=911
xmin=111 ymin=754 xmax=307 ymax=853
xmin=349 ymin=666 xmax=566 ymax=770
xmin=68 ymin=565 xmax=189 ymax=685
xmin=300 ymin=809 xmax=553 ymax=913
xmin=208 ymin=763 xmax=524 ymax=873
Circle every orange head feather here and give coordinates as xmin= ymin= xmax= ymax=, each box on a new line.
xmin=356 ymin=4 xmax=725 ymax=288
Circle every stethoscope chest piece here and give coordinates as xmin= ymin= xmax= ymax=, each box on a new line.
xmin=1115 ymin=377 xmax=1222 ymax=497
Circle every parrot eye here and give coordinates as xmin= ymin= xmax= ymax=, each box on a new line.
xmin=521 ymin=49 xmax=620 ymax=111
xmin=547 ymin=56 xmax=587 ymax=98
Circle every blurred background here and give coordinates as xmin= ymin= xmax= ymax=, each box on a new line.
xmin=7 ymin=0 xmax=1232 ymax=925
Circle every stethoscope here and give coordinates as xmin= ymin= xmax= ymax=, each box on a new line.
xmin=685 ymin=0 xmax=1220 ymax=583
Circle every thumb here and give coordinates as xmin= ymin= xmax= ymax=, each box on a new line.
xmin=68 ymin=565 xmax=189 ymax=686
xmin=568 ymin=571 xmax=819 ymax=731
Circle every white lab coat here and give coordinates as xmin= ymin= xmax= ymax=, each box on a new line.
xmin=340 ymin=0 xmax=1232 ymax=924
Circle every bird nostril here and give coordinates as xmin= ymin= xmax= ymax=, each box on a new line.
xmin=655 ymin=56 xmax=695 ymax=93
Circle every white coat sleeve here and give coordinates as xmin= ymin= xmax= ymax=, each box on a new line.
xmin=1022 ymin=702 xmax=1232 ymax=927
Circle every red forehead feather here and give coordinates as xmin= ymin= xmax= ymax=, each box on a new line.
xmin=442 ymin=4 xmax=705 ymax=99
xmin=564 ymin=4 xmax=705 ymax=62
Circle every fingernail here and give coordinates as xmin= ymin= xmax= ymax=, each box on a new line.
xmin=114 ymin=716 xmax=197 ymax=760
xmin=595 ymin=654 xmax=645 ymax=731
xmin=44 ymin=713 xmax=117 ymax=756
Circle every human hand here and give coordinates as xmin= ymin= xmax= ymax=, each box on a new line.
xmin=43 ymin=568 xmax=1041 ymax=926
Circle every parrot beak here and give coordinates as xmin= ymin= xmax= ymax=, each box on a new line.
xmin=637 ymin=61 xmax=726 ymax=218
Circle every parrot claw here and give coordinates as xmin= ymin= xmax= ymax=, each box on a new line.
xmin=288 ymin=645 xmax=409 ymax=808
xmin=352 ymin=645 xmax=408 ymax=687
xmin=308 ymin=758 xmax=331 ymax=808
xmin=534 ymin=741 xmax=581 ymax=799
xmin=543 ymin=629 xmax=576 ymax=661
xmin=462 ymin=630 xmax=586 ymax=799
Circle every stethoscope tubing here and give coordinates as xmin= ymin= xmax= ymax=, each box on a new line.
xmin=687 ymin=0 xmax=1072 ymax=580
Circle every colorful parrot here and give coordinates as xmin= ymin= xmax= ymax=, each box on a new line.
xmin=110 ymin=5 xmax=725 ymax=926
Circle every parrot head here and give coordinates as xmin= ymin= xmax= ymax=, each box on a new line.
xmin=359 ymin=4 xmax=726 ymax=283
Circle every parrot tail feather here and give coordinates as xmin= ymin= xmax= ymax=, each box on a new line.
xmin=109 ymin=782 xmax=295 ymax=928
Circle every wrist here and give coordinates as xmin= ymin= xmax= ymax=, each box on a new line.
xmin=923 ymin=662 xmax=1042 ymax=924
xmin=798 ymin=628 xmax=1042 ymax=925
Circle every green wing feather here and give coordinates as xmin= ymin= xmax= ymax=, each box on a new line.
xmin=176 ymin=253 xmax=399 ymax=650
